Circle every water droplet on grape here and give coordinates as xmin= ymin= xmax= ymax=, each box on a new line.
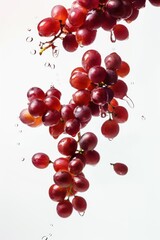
xmin=78 ymin=211 xmax=85 ymax=216
xmin=141 ymin=115 xmax=146 ymax=120
xmin=26 ymin=36 xmax=33 ymax=42
xmin=123 ymin=95 xmax=134 ymax=108
xmin=108 ymin=138 xmax=113 ymax=141
xmin=30 ymin=49 xmax=36 ymax=55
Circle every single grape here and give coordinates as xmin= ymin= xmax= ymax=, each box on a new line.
xmin=48 ymin=184 xmax=67 ymax=202
xmin=45 ymin=86 xmax=61 ymax=100
xmin=70 ymin=71 xmax=91 ymax=90
xmin=101 ymin=11 xmax=117 ymax=31
xmin=112 ymin=24 xmax=129 ymax=41
xmin=101 ymin=119 xmax=120 ymax=139
xmin=49 ymin=120 xmax=65 ymax=139
xmin=110 ymin=162 xmax=128 ymax=175
xmin=131 ymin=0 xmax=146 ymax=9
xmin=77 ymin=0 xmax=99 ymax=10
xmin=19 ymin=108 xmax=36 ymax=125
xmin=110 ymin=79 xmax=128 ymax=99
xmin=60 ymin=104 xmax=75 ymax=121
xmin=62 ymin=33 xmax=78 ymax=52
xmin=53 ymin=171 xmax=73 ymax=187
xmin=64 ymin=118 xmax=81 ymax=137
xmin=84 ymin=9 xmax=103 ymax=30
xmin=56 ymin=200 xmax=73 ymax=218
xmin=42 ymin=109 xmax=61 ymax=126
xmin=68 ymin=158 xmax=84 ymax=175
xmin=32 ymin=152 xmax=50 ymax=169
xmin=73 ymin=176 xmax=89 ymax=192
xmin=116 ymin=61 xmax=130 ymax=77
xmin=88 ymin=65 xmax=107 ymax=84
xmin=106 ymin=0 xmax=125 ymax=18
xmin=79 ymin=132 xmax=98 ymax=151
xmin=37 ymin=17 xmax=60 ymax=37
xmin=44 ymin=96 xmax=61 ymax=111
xmin=53 ymin=157 xmax=69 ymax=172
xmin=27 ymin=87 xmax=45 ymax=101
xmin=74 ymin=105 xmax=92 ymax=123
xmin=72 ymin=89 xmax=91 ymax=105
xmin=148 ymin=0 xmax=160 ymax=6
xmin=76 ymin=27 xmax=97 ymax=46
xmin=84 ymin=149 xmax=100 ymax=165
xmin=68 ymin=7 xmax=86 ymax=27
xmin=72 ymin=195 xmax=87 ymax=212
xmin=28 ymin=99 xmax=47 ymax=117
xmin=82 ymin=49 xmax=101 ymax=72
xmin=112 ymin=105 xmax=128 ymax=123
xmin=58 ymin=137 xmax=77 ymax=156
xmin=104 ymin=52 xmax=122 ymax=70
xmin=51 ymin=5 xmax=68 ymax=24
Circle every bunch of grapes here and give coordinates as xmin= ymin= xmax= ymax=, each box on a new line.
xmin=37 ymin=0 xmax=160 ymax=54
xmin=20 ymin=0 xmax=160 ymax=218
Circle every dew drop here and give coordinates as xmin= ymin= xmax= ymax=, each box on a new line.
xmin=26 ymin=36 xmax=33 ymax=42
xmin=30 ymin=49 xmax=36 ymax=55
xmin=123 ymin=95 xmax=134 ymax=108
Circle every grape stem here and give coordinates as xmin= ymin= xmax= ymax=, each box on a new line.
xmin=39 ymin=22 xmax=67 ymax=55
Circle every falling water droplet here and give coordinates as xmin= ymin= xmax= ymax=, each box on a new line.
xmin=131 ymin=81 xmax=135 ymax=85
xmin=123 ymin=95 xmax=134 ymax=108
xmin=141 ymin=115 xmax=146 ymax=120
xmin=78 ymin=211 xmax=85 ymax=216
xmin=50 ymin=224 xmax=54 ymax=227
xmin=27 ymin=28 xmax=31 ymax=31
xmin=26 ymin=36 xmax=33 ymax=42
xmin=17 ymin=142 xmax=20 ymax=146
xmin=19 ymin=129 xmax=22 ymax=133
xmin=15 ymin=123 xmax=19 ymax=127
xmin=108 ymin=138 xmax=113 ymax=141
xmin=52 ymin=47 xmax=59 ymax=58
xmin=30 ymin=49 xmax=36 ymax=55
xmin=49 ymin=233 xmax=52 ymax=237
xmin=22 ymin=158 xmax=25 ymax=161
xmin=39 ymin=42 xmax=44 ymax=48
xmin=44 ymin=62 xmax=52 ymax=68
xmin=42 ymin=236 xmax=48 ymax=240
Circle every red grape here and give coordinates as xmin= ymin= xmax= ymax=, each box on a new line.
xmin=58 ymin=137 xmax=77 ymax=156
xmin=53 ymin=171 xmax=73 ymax=187
xmin=101 ymin=119 xmax=120 ymax=139
xmin=37 ymin=17 xmax=60 ymax=37
xmin=32 ymin=152 xmax=50 ymax=169
xmin=72 ymin=196 xmax=87 ymax=212
xmin=49 ymin=184 xmax=67 ymax=202
xmin=56 ymin=200 xmax=73 ymax=218
xmin=111 ymin=162 xmax=128 ymax=175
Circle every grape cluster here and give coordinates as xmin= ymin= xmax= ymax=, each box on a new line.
xmin=37 ymin=0 xmax=160 ymax=54
xmin=20 ymin=0 xmax=160 ymax=218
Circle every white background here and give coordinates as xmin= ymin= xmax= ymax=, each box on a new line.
xmin=1 ymin=1 xmax=160 ymax=240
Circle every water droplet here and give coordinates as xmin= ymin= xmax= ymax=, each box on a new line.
xmin=27 ymin=28 xmax=31 ymax=32
xmin=26 ymin=36 xmax=33 ymax=42
xmin=19 ymin=129 xmax=22 ymax=133
xmin=17 ymin=142 xmax=20 ymax=146
xmin=49 ymin=233 xmax=52 ymax=237
xmin=108 ymin=138 xmax=113 ymax=141
xmin=50 ymin=224 xmax=54 ymax=227
xmin=123 ymin=95 xmax=134 ymax=108
xmin=131 ymin=81 xmax=135 ymax=85
xmin=39 ymin=42 xmax=44 ymax=48
xmin=141 ymin=115 xmax=146 ymax=120
xmin=30 ymin=49 xmax=36 ymax=55
xmin=110 ymin=30 xmax=116 ymax=43
xmin=15 ymin=123 xmax=19 ymax=127
xmin=78 ymin=211 xmax=85 ymax=216
xmin=52 ymin=47 xmax=59 ymax=58
xmin=22 ymin=158 xmax=25 ymax=161
xmin=42 ymin=236 xmax=48 ymax=240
